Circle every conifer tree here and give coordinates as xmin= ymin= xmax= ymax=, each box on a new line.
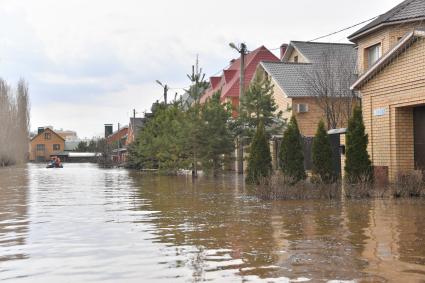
xmin=345 ymin=106 xmax=372 ymax=183
xmin=200 ymin=92 xmax=234 ymax=176
xmin=312 ymin=120 xmax=336 ymax=183
xmin=279 ymin=116 xmax=306 ymax=183
xmin=246 ymin=120 xmax=272 ymax=184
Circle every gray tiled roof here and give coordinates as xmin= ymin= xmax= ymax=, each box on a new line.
xmin=266 ymin=42 xmax=357 ymax=98
xmin=349 ymin=0 xmax=425 ymax=40
xmin=261 ymin=62 xmax=314 ymax=97
xmin=290 ymin=41 xmax=356 ymax=63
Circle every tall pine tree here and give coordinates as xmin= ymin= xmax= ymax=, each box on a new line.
xmin=344 ymin=106 xmax=372 ymax=183
xmin=279 ymin=116 xmax=306 ymax=183
xmin=312 ymin=120 xmax=336 ymax=183
xmin=246 ymin=120 xmax=272 ymax=184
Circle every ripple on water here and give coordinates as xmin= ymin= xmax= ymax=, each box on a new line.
xmin=1 ymin=163 xmax=425 ymax=282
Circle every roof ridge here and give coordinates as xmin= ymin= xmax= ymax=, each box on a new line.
xmin=291 ymin=41 xmax=355 ymax=46
xmin=262 ymin=61 xmax=312 ymax=65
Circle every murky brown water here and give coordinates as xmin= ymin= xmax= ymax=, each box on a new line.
xmin=1 ymin=163 xmax=425 ymax=282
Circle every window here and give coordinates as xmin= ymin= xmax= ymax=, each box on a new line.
xmin=36 ymin=144 xmax=45 ymax=151
xmin=44 ymin=132 xmax=51 ymax=140
xmin=297 ymin=103 xmax=309 ymax=113
xmin=53 ymin=144 xmax=60 ymax=151
xmin=294 ymin=55 xmax=299 ymax=63
xmin=367 ymin=43 xmax=381 ymax=67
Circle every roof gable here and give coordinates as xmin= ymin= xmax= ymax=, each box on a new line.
xmin=31 ymin=128 xmax=65 ymax=142
xmin=351 ymin=29 xmax=425 ymax=90
xmin=348 ymin=0 xmax=425 ymax=41
xmin=200 ymin=45 xmax=279 ymax=102
xmin=282 ymin=41 xmax=356 ymax=63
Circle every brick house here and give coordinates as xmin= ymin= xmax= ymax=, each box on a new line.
xmin=349 ymin=0 xmax=425 ymax=182
xmin=258 ymin=41 xmax=358 ymax=137
xmin=200 ymin=45 xmax=280 ymax=116
xmin=29 ymin=128 xmax=65 ymax=162
xmin=106 ymin=126 xmax=129 ymax=163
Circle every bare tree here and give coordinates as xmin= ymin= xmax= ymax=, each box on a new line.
xmin=0 ymin=78 xmax=30 ymax=167
xmin=299 ymin=45 xmax=358 ymax=130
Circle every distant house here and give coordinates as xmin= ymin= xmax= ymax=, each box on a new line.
xmin=349 ymin=0 xmax=425 ymax=182
xmin=106 ymin=126 xmax=129 ymax=163
xmin=200 ymin=45 xmax=281 ymax=116
xmin=29 ymin=127 xmax=65 ymax=162
xmin=257 ymin=41 xmax=358 ymax=137
xmin=127 ymin=117 xmax=146 ymax=145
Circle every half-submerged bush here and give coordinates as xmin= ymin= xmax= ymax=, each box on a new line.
xmin=312 ymin=120 xmax=337 ymax=183
xmin=254 ymin=173 xmax=340 ymax=201
xmin=344 ymin=106 xmax=372 ymax=184
xmin=344 ymin=174 xmax=375 ymax=199
xmin=279 ymin=116 xmax=306 ymax=183
xmin=392 ymin=171 xmax=424 ymax=198
xmin=246 ymin=121 xmax=272 ymax=184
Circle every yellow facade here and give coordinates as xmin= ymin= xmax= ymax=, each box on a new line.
xmin=354 ymin=27 xmax=425 ymax=181
xmin=29 ymin=128 xmax=65 ymax=162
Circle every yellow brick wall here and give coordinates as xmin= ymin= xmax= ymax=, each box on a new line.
xmin=287 ymin=48 xmax=308 ymax=63
xmin=355 ymin=23 xmax=424 ymax=74
xmin=29 ymin=129 xmax=65 ymax=161
xmin=271 ymin=78 xmax=292 ymax=122
xmin=359 ymin=37 xmax=425 ymax=181
xmin=292 ymin=97 xmax=327 ymax=137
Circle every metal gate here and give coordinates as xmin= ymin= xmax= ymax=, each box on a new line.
xmin=329 ymin=134 xmax=342 ymax=178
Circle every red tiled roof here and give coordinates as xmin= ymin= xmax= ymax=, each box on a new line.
xmin=200 ymin=45 xmax=280 ymax=103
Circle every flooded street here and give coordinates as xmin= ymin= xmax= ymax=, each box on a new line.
xmin=1 ymin=163 xmax=425 ymax=282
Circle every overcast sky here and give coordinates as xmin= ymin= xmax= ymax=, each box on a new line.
xmin=0 ymin=0 xmax=401 ymax=138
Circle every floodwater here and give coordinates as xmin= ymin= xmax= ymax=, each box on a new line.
xmin=1 ymin=164 xmax=425 ymax=282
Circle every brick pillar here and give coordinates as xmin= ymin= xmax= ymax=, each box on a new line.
xmin=391 ymin=107 xmax=415 ymax=181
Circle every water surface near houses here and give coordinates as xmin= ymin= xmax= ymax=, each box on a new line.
xmin=1 ymin=163 xmax=425 ymax=282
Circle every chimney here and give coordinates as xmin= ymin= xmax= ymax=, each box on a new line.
xmin=280 ymin=43 xmax=288 ymax=61
xmin=104 ymin=124 xmax=113 ymax=138
xmin=37 ymin=127 xmax=45 ymax=135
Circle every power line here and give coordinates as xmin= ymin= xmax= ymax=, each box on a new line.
xmin=268 ymin=16 xmax=379 ymax=51
xmin=308 ymin=16 xmax=378 ymax=42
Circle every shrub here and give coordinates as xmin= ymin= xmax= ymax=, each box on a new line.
xmin=392 ymin=171 xmax=424 ymax=198
xmin=344 ymin=174 xmax=374 ymax=199
xmin=254 ymin=173 xmax=340 ymax=201
xmin=246 ymin=121 xmax=272 ymax=184
xmin=312 ymin=120 xmax=336 ymax=183
xmin=279 ymin=116 xmax=306 ymax=183
xmin=345 ymin=106 xmax=372 ymax=184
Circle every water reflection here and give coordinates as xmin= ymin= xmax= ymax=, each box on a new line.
xmin=0 ymin=165 xmax=30 ymax=263
xmin=0 ymin=164 xmax=424 ymax=282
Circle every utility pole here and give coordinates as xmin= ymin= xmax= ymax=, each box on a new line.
xmin=156 ymin=80 xmax=169 ymax=105
xmin=230 ymin=42 xmax=248 ymax=174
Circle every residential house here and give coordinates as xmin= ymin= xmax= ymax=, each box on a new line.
xmin=29 ymin=127 xmax=65 ymax=162
xmin=127 ymin=117 xmax=147 ymax=145
xmin=106 ymin=125 xmax=129 ymax=163
xmin=256 ymin=41 xmax=357 ymax=172
xmin=258 ymin=41 xmax=358 ymax=137
xmin=200 ymin=45 xmax=281 ymax=116
xmin=349 ymin=0 xmax=425 ymax=182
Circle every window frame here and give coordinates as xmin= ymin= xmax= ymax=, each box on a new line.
xmin=366 ymin=43 xmax=381 ymax=68
xmin=36 ymin=144 xmax=45 ymax=151
xmin=53 ymin=144 xmax=61 ymax=151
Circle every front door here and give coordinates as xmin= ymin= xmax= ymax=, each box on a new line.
xmin=414 ymin=106 xmax=425 ymax=170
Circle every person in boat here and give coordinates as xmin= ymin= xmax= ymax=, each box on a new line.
xmin=55 ymin=157 xmax=61 ymax=168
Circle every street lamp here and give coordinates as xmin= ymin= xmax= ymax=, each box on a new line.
xmin=229 ymin=42 xmax=248 ymax=174
xmin=156 ymin=80 xmax=169 ymax=105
